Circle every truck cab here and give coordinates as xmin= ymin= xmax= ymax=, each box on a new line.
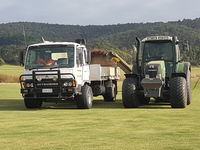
xmin=20 ymin=40 xmax=93 ymax=109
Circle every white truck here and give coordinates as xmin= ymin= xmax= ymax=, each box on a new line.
xmin=19 ymin=39 xmax=122 ymax=109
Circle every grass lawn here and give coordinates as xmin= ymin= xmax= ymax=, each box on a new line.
xmin=0 ymin=67 xmax=200 ymax=149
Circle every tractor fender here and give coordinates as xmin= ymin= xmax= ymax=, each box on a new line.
xmin=172 ymin=62 xmax=191 ymax=78
xmin=171 ymin=72 xmax=186 ymax=78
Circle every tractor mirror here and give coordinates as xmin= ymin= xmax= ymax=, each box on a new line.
xmin=19 ymin=51 xmax=24 ymax=66
xmin=87 ymin=50 xmax=91 ymax=64
xmin=183 ymin=41 xmax=190 ymax=51
xmin=132 ymin=45 xmax=137 ymax=52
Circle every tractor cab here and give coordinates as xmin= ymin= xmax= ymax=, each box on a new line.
xmin=138 ymin=36 xmax=180 ymax=79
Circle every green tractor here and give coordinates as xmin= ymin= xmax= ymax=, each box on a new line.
xmin=122 ymin=36 xmax=191 ymax=108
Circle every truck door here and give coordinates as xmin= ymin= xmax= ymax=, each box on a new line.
xmin=76 ymin=47 xmax=83 ymax=85
xmin=76 ymin=47 xmax=90 ymax=84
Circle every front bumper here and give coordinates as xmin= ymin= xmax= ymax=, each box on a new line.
xmin=20 ymin=70 xmax=78 ymax=100
xmin=141 ymin=78 xmax=164 ymax=98
xmin=141 ymin=78 xmax=163 ymax=89
xmin=21 ymin=87 xmax=77 ymax=99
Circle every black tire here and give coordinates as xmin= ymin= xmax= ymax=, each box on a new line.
xmin=170 ymin=77 xmax=187 ymax=108
xmin=24 ymin=96 xmax=42 ymax=109
xmin=103 ymin=83 xmax=116 ymax=102
xmin=186 ymin=71 xmax=192 ymax=105
xmin=77 ymin=84 xmax=93 ymax=109
xmin=122 ymin=78 xmax=140 ymax=108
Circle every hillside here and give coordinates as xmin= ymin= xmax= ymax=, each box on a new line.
xmin=1 ymin=18 xmax=200 ymax=65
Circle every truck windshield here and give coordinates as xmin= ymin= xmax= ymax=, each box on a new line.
xmin=25 ymin=45 xmax=74 ymax=69
xmin=143 ymin=41 xmax=173 ymax=62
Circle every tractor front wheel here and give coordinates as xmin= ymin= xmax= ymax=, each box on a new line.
xmin=170 ymin=77 xmax=187 ymax=108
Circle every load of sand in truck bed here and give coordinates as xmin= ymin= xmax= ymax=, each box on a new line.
xmin=91 ymin=50 xmax=132 ymax=74
xmin=91 ymin=50 xmax=117 ymax=67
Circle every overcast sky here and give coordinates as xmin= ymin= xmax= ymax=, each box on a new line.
xmin=0 ymin=0 xmax=200 ymax=25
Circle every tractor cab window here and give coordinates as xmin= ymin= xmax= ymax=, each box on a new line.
xmin=143 ymin=41 xmax=173 ymax=62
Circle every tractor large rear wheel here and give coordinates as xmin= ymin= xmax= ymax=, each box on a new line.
xmin=122 ymin=78 xmax=140 ymax=108
xmin=170 ymin=77 xmax=187 ymax=108
xmin=186 ymin=71 xmax=192 ymax=105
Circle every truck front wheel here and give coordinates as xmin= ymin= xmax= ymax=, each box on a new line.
xmin=77 ymin=84 xmax=93 ymax=109
xmin=24 ymin=96 xmax=43 ymax=109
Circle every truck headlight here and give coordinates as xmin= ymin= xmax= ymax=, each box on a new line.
xmin=63 ymin=82 xmax=72 ymax=87
xmin=63 ymin=80 xmax=76 ymax=87
xmin=26 ymin=83 xmax=33 ymax=88
xmin=23 ymin=82 xmax=33 ymax=88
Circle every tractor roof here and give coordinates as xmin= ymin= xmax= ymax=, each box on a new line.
xmin=142 ymin=36 xmax=173 ymax=42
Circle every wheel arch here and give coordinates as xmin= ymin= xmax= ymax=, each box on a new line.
xmin=173 ymin=62 xmax=191 ymax=79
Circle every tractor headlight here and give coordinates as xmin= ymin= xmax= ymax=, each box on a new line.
xmin=145 ymin=74 xmax=150 ymax=78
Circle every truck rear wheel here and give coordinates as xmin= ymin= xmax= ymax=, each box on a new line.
xmin=170 ymin=77 xmax=187 ymax=108
xmin=103 ymin=83 xmax=116 ymax=102
xmin=24 ymin=96 xmax=43 ymax=109
xmin=77 ymin=84 xmax=93 ymax=109
xmin=122 ymin=78 xmax=140 ymax=108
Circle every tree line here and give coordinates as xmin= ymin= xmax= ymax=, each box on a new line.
xmin=1 ymin=18 xmax=200 ymax=65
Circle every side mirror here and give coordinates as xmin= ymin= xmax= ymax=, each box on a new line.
xmin=87 ymin=50 xmax=91 ymax=64
xmin=136 ymin=37 xmax=141 ymax=49
xmin=19 ymin=51 xmax=24 ymax=66
xmin=183 ymin=41 xmax=190 ymax=51
xmin=132 ymin=45 xmax=137 ymax=53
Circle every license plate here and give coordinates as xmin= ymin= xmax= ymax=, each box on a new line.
xmin=42 ymin=88 xmax=53 ymax=93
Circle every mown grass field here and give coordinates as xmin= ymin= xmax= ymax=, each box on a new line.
xmin=0 ymin=65 xmax=23 ymax=83
xmin=0 ymin=66 xmax=200 ymax=150
xmin=0 ymin=65 xmax=23 ymax=76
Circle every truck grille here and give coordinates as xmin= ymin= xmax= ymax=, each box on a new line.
xmin=36 ymin=82 xmax=59 ymax=87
